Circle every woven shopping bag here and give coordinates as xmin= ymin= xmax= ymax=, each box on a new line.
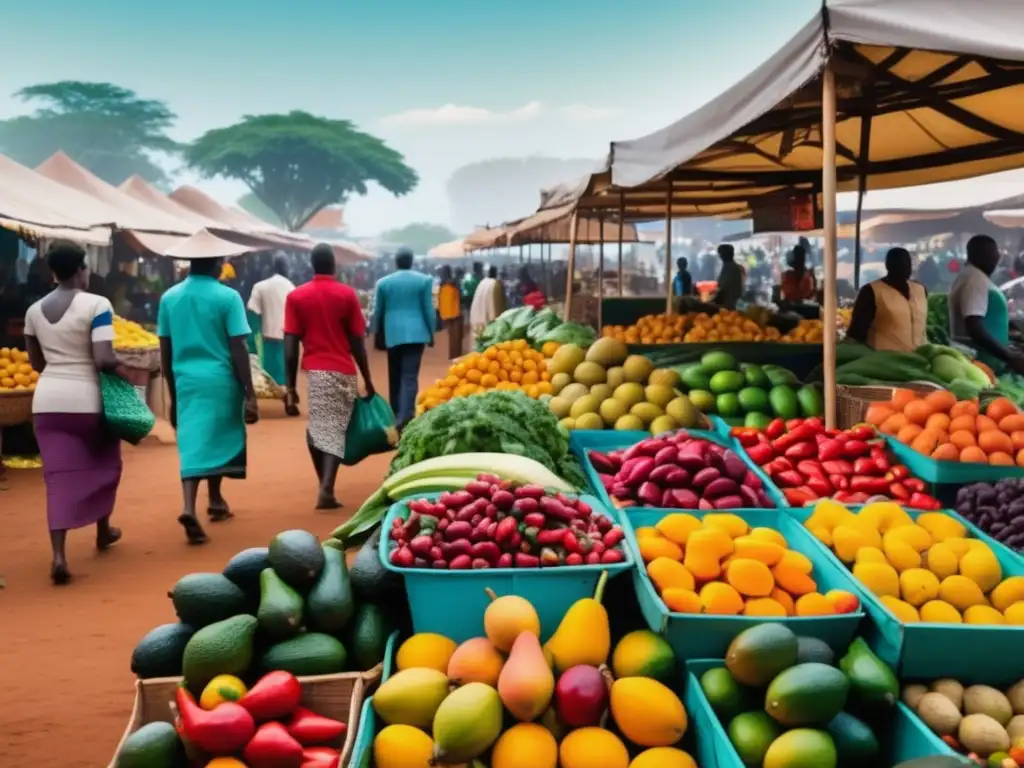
xmin=100 ymin=373 xmax=155 ymax=445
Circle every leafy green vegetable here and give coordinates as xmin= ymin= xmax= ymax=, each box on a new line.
xmin=388 ymin=391 xmax=585 ymax=487
xmin=536 ymin=322 xmax=596 ymax=348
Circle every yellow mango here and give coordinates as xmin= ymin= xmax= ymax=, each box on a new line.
xmin=639 ymin=537 xmax=684 ymax=564
xmin=885 ymin=524 xmax=932 ymax=553
xmin=743 ymin=597 xmax=788 ymax=617
xmin=687 ymin=527 xmax=734 ymax=559
xmin=959 ymin=548 xmax=1002 ymax=594
xmin=655 ymin=514 xmax=702 ymax=547
xmin=807 ymin=524 xmax=833 ymax=547
xmin=1003 ymin=601 xmax=1024 ymax=625
xmin=855 ymin=547 xmax=888 ymax=565
xmin=776 ymin=549 xmax=814 ymax=575
xmin=725 ymin=559 xmax=775 ymax=597
xmin=635 ymin=527 xmax=662 ymax=540
xmin=899 ymin=568 xmax=940 ymax=607
xmin=748 ymin=527 xmax=788 ymax=548
xmin=859 ymin=501 xmax=914 ymax=532
xmin=832 ymin=525 xmax=870 ymax=564
xmin=919 ymin=600 xmax=962 ymax=623
xmin=732 ymin=537 xmax=785 ymax=566
xmin=990 ymin=576 xmax=1024 ymax=612
xmin=647 ymin=558 xmax=695 ymax=594
xmin=963 ymin=605 xmax=1005 ymax=625
xmin=938 ymin=575 xmax=987 ymax=612
xmin=610 ymin=678 xmax=688 ymax=747
xmin=882 ymin=534 xmax=922 ymax=572
xmin=915 ymin=512 xmax=967 ymax=543
xmin=662 ymin=587 xmax=702 ymax=614
xmin=560 ymin=728 xmax=629 ymax=768
xmin=846 ymin=518 xmax=883 ymax=548
xmin=880 ymin=595 xmax=920 ymax=623
xmin=926 ymin=541 xmax=960 ymax=580
xmin=702 ymin=513 xmax=750 ymax=538
xmin=492 ymin=723 xmax=558 ymax=768
xmin=943 ymin=537 xmax=972 ymax=559
xmin=699 ymin=582 xmax=744 ymax=615
xmin=805 ymin=499 xmax=854 ymax=531
xmin=853 ymin=561 xmax=900 ymax=598
xmin=396 ymin=633 xmax=459 ymax=673
xmin=630 ymin=747 xmax=698 ymax=768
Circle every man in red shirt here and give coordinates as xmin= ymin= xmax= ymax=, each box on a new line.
xmin=284 ymin=244 xmax=376 ymax=510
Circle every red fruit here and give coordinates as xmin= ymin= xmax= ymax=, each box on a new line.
xmin=555 ymin=665 xmax=610 ymax=727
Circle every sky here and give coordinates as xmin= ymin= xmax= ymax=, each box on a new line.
xmin=3 ymin=0 xmax=1024 ymax=236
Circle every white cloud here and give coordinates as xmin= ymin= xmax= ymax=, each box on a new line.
xmin=559 ymin=103 xmax=618 ymax=121
xmin=382 ymin=101 xmax=544 ymax=126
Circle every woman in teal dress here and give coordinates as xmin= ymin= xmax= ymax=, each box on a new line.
xmin=158 ymin=257 xmax=259 ymax=544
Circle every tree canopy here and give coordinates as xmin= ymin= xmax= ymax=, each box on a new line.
xmin=378 ymin=222 xmax=457 ymax=253
xmin=0 ymin=81 xmax=179 ymax=187
xmin=186 ymin=111 xmax=418 ymax=231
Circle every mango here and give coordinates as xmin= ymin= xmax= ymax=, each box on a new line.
xmin=963 ymin=605 xmax=1006 ymax=625
xmin=726 ymin=559 xmax=774 ymax=597
xmin=655 ymin=513 xmax=702 ymax=546
xmin=832 ymin=525 xmax=870 ymax=564
xmin=885 ymin=524 xmax=932 ymax=552
xmin=855 ymin=547 xmax=887 ymax=565
xmin=919 ymin=600 xmax=962 ymax=623
xmin=700 ymin=582 xmax=744 ymax=615
xmin=880 ymin=595 xmax=920 ymax=623
xmin=491 ymin=723 xmax=557 ymax=768
xmin=899 ymin=568 xmax=940 ymax=607
xmin=374 ymin=724 xmax=433 ymax=768
xmin=544 ymin=572 xmax=611 ymax=674
xmin=630 ymin=747 xmax=698 ymax=768
xmin=396 ymin=633 xmax=458 ymax=673
xmin=432 ymin=682 xmax=503 ymax=764
xmin=938 ymin=575 xmax=987 ymax=612
xmin=447 ymin=637 xmax=505 ymax=687
xmin=776 ymin=549 xmax=814 ymax=575
xmin=749 ymin=527 xmax=789 ymax=548
xmin=805 ymin=499 xmax=853 ymax=532
xmin=959 ymin=548 xmax=1003 ymax=593
xmin=611 ymin=630 xmax=676 ymax=683
xmin=483 ymin=589 xmax=540 ymax=652
xmin=559 ymin=727 xmax=629 ymax=768
xmin=1004 ymin=602 xmax=1024 ymax=624
xmin=374 ymin=668 xmax=450 ymax=729
xmin=498 ymin=632 xmax=554 ymax=722
xmin=647 ymin=558 xmax=695 ymax=593
xmin=926 ymin=541 xmax=960 ymax=580
xmin=610 ymin=677 xmax=688 ymax=747
xmin=853 ymin=562 xmax=899 ymax=598
xmin=991 ymin=576 xmax=1024 ymax=612
xmin=882 ymin=533 xmax=922 ymax=572
xmin=662 ymin=588 xmax=702 ymax=614
xmin=702 ymin=513 xmax=750 ymax=538
xmin=733 ymin=537 xmax=786 ymax=566
xmin=795 ymin=593 xmax=835 ymax=617
xmin=858 ymin=501 xmax=913 ymax=532
xmin=744 ymin=597 xmax=788 ymax=617
xmin=916 ymin=512 xmax=966 ymax=542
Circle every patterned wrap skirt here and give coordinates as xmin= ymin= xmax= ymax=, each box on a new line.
xmin=306 ymin=370 xmax=358 ymax=459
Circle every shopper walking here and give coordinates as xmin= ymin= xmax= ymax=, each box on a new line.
xmin=371 ymin=246 xmax=434 ymax=429
xmin=285 ymin=244 xmax=375 ymax=509
xmin=437 ymin=265 xmax=463 ymax=359
xmin=247 ymin=256 xmax=295 ymax=401
xmin=158 ymin=256 xmax=258 ymax=545
xmin=23 ymin=240 xmax=124 ymax=584
xmin=469 ymin=266 xmax=506 ymax=337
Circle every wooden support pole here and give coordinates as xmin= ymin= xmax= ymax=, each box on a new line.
xmin=664 ymin=185 xmax=673 ymax=314
xmin=617 ymin=191 xmax=625 ymax=297
xmin=822 ymin=63 xmax=839 ymax=429
xmin=563 ymin=211 xmax=579 ymax=321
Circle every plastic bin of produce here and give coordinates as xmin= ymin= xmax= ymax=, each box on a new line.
xmin=684 ymin=659 xmax=957 ymax=768
xmin=885 ymin=434 xmax=1024 ymax=484
xmin=788 ymin=506 xmax=1024 ymax=680
xmin=379 ymin=493 xmax=632 ymax=643
xmin=569 ymin=429 xmax=786 ymax=513
xmin=349 ymin=697 xmax=376 ymax=768
xmin=623 ymin=508 xmax=864 ymax=660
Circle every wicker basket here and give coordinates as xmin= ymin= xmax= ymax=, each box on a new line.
xmin=0 ymin=390 xmax=33 ymax=427
xmin=108 ymin=662 xmax=383 ymax=768
xmin=836 ymin=382 xmax=942 ymax=430
xmin=115 ymin=346 xmax=160 ymax=372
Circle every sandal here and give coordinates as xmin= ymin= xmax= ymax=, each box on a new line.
xmin=51 ymin=563 xmax=71 ymax=585
xmin=177 ymin=514 xmax=209 ymax=545
xmin=207 ymin=505 xmax=234 ymax=523
xmin=96 ymin=527 xmax=122 ymax=551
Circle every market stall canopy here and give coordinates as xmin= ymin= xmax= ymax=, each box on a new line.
xmin=462 ymin=226 xmax=508 ymax=249
xmin=160 ymin=229 xmax=262 ymax=260
xmin=119 ymin=175 xmax=227 ymax=230
xmin=169 ymin=186 xmax=312 ymax=251
xmin=503 ymin=205 xmax=640 ymax=245
xmin=543 ymin=0 xmax=1024 ymax=220
xmin=428 ymin=238 xmax=471 ymax=258
xmin=0 ymin=153 xmax=114 ymax=245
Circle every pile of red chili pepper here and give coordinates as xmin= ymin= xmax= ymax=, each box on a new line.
xmin=175 ymin=670 xmax=346 ymax=767
xmin=731 ymin=417 xmax=941 ymax=509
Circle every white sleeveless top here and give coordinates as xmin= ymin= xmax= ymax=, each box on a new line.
xmin=23 ymin=291 xmax=115 ymax=414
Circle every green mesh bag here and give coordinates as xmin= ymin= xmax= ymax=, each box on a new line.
xmin=100 ymin=373 xmax=155 ymax=445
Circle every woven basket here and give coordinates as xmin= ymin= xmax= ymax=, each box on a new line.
xmin=0 ymin=390 xmax=33 ymax=427
xmin=836 ymin=382 xmax=942 ymax=430
xmin=115 ymin=346 xmax=160 ymax=372
xmin=108 ymin=662 xmax=383 ymax=768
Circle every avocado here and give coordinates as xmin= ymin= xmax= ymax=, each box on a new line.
xmin=838 ymin=637 xmax=898 ymax=707
xmin=796 ymin=636 xmax=835 ymax=666
xmin=764 ymin=365 xmax=800 ymax=387
xmin=182 ymin=614 xmax=258 ymax=693
xmin=725 ymin=623 xmax=799 ymax=687
xmin=168 ymin=573 xmax=248 ymax=629
xmin=727 ymin=711 xmax=781 ymax=767
xmin=737 ymin=387 xmax=770 ymax=414
xmin=701 ymin=350 xmax=738 ymax=373
xmin=769 ymin=385 xmax=800 ymax=419
xmin=680 ymin=365 xmax=713 ymax=392
xmin=350 ymin=528 xmax=403 ymax=602
xmin=222 ymin=547 xmax=270 ymax=596
xmin=130 ymin=623 xmax=195 ymax=679
xmin=741 ymin=363 xmax=771 ymax=389
xmin=826 ymin=711 xmax=879 ymax=766
xmin=765 ymin=662 xmax=850 ymax=726
xmin=115 ymin=721 xmax=186 ymax=768
xmin=797 ymin=385 xmax=824 ymax=418
xmin=268 ymin=530 xmax=325 ymax=591
xmin=763 ymin=728 xmax=837 ymax=768
xmin=307 ymin=546 xmax=356 ymax=634
xmin=262 ymin=632 xmax=347 ymax=676
xmin=257 ymin=568 xmax=305 ymax=640
xmin=700 ymin=667 xmax=749 ymax=722
xmin=346 ymin=602 xmax=390 ymax=671
xmin=717 ymin=393 xmax=742 ymax=417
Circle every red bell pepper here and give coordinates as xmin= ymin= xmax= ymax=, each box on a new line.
xmin=240 ymin=671 xmax=303 ymax=721
xmin=903 ymin=477 xmax=926 ymax=494
xmin=853 ymin=457 xmax=881 ymax=476
xmin=850 ymin=476 xmax=890 ymax=495
xmin=841 ymin=440 xmax=870 ymax=458
xmin=775 ymin=470 xmax=806 ymax=488
xmin=818 ymin=439 xmax=843 ymax=462
xmin=176 ymin=687 xmax=255 ymax=756
xmin=889 ymin=482 xmax=911 ymax=501
xmin=302 ymin=747 xmax=341 ymax=766
xmin=765 ymin=418 xmax=786 ymax=440
xmin=744 ymin=443 xmax=774 ymax=465
xmin=244 ymin=722 xmax=305 ymax=768
xmin=287 ymin=707 xmax=347 ymax=746
xmin=847 ymin=425 xmax=875 ymax=441
xmin=783 ymin=487 xmax=818 ymax=505
xmin=784 ymin=441 xmax=817 ymax=461
xmin=805 ymin=476 xmax=834 ymax=497
xmin=821 ymin=459 xmax=854 ymax=475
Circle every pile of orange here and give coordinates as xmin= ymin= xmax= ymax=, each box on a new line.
xmin=602 ymin=311 xmax=784 ymax=345
xmin=780 ymin=318 xmax=825 ymax=343
xmin=415 ymin=339 xmax=552 ymax=415
xmin=867 ymin=388 xmax=1024 ymax=466
xmin=0 ymin=347 xmax=38 ymax=392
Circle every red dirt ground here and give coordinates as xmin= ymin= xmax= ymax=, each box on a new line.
xmin=0 ymin=342 xmax=453 ymax=767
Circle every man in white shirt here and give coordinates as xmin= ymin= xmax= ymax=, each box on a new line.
xmin=248 ymin=256 xmax=295 ymax=394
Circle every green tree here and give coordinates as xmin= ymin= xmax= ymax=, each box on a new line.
xmin=0 ymin=81 xmax=178 ymax=187
xmin=379 ymin=222 xmax=457 ymax=253
xmin=237 ymin=192 xmax=284 ymax=227
xmin=186 ymin=111 xmax=418 ymax=231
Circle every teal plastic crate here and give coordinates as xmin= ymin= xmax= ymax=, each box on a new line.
xmin=350 ymin=697 xmax=375 ymax=768
xmin=885 ymin=434 xmax=1024 ymax=484
xmin=786 ymin=505 xmax=1024 ymax=679
xmin=685 ymin=659 xmax=957 ymax=768
xmin=624 ymin=508 xmax=865 ymax=659
xmin=379 ymin=493 xmax=632 ymax=643
xmin=569 ymin=429 xmax=786 ymax=512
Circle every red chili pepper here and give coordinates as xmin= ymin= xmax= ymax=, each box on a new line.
xmin=833 ymin=490 xmax=851 ymax=503
xmin=562 ymin=530 xmax=580 ymax=554
xmin=302 ymin=747 xmax=341 ymax=767
xmin=805 ymin=476 xmax=833 ymax=497
xmin=287 ymin=707 xmax=347 ymax=746
xmin=536 ymin=528 xmax=566 ymax=547
xmin=744 ymin=442 xmax=774 ymax=465
xmin=853 ymin=457 xmax=881 ymax=476
xmin=829 ymin=474 xmax=850 ymax=491
xmin=825 ymin=428 xmax=842 ymax=438
xmin=903 ymin=477 xmax=926 ymax=493
xmin=244 ymin=722 xmax=304 ymax=768
xmin=909 ymin=492 xmax=942 ymax=510
xmin=841 ymin=440 xmax=871 ymax=458
xmin=850 ymin=476 xmax=891 ymax=495
xmin=803 ymin=417 xmax=824 ymax=433
xmin=796 ymin=460 xmax=825 ymax=478
xmin=821 ymin=459 xmax=854 ymax=475
xmin=848 ymin=425 xmax=876 ymax=441
xmin=784 ymin=441 xmax=817 ymax=461
xmin=786 ymin=418 xmax=805 ymax=430
xmin=775 ymin=470 xmax=806 ymax=488
xmin=870 ymin=445 xmax=888 ymax=460
xmin=818 ymin=439 xmax=843 ymax=462
xmin=176 ymin=688 xmax=255 ymax=756
xmin=846 ymin=492 xmax=870 ymax=504
xmin=239 ymin=671 xmax=303 ymax=722
xmin=765 ymin=418 xmax=786 ymax=440
xmin=888 ymin=482 xmax=911 ymax=501
xmin=783 ymin=487 xmax=818 ymax=505
xmin=770 ymin=457 xmax=794 ymax=473
xmin=887 ymin=465 xmax=910 ymax=481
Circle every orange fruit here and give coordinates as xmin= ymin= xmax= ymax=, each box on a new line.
xmin=960 ymin=446 xmax=989 ymax=464
xmin=904 ymin=400 xmax=936 ymax=425
xmin=949 ymin=415 xmax=977 ymax=434
xmin=924 ymin=390 xmax=958 ymax=413
xmin=977 ymin=415 xmax=999 ymax=432
xmin=931 ymin=443 xmax=960 ymax=462
xmin=925 ymin=413 xmax=951 ymax=433
xmin=979 ymin=430 xmax=1014 ymax=455
xmin=891 ymin=389 xmax=921 ymax=410
xmin=910 ymin=429 xmax=941 ymax=456
xmin=950 ymin=430 xmax=977 ymax=450
xmin=880 ymin=413 xmax=909 ymax=436
xmin=897 ymin=424 xmax=924 ymax=444
xmin=986 ymin=397 xmax=1019 ymax=423
xmin=950 ymin=400 xmax=979 ymax=419
xmin=1011 ymin=431 xmax=1024 ymax=450
xmin=999 ymin=414 xmax=1024 ymax=433
xmin=989 ymin=451 xmax=1016 ymax=466
xmin=1017 ymin=448 xmax=1024 ymax=468
xmin=865 ymin=403 xmax=896 ymax=426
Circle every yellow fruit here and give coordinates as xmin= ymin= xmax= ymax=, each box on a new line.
xmin=855 ymin=547 xmax=887 ymax=565
xmin=991 ymin=577 xmax=1024 ymax=612
xmin=832 ymin=525 xmax=870 ymax=564
xmin=630 ymin=747 xmax=698 ymax=768
xmin=959 ymin=548 xmax=1003 ymax=593
xmin=610 ymin=677 xmax=688 ymax=747
xmin=882 ymin=535 xmax=922 ymax=572
xmin=859 ymin=501 xmax=913 ymax=532
xmin=396 ymin=633 xmax=459 ymax=673
xmin=938 ymin=575 xmax=987 ymax=612
xmin=743 ymin=598 xmax=788 ymax=617
xmin=880 ymin=595 xmax=920 ymax=623
xmin=915 ymin=512 xmax=967 ymax=542
xmin=199 ymin=674 xmax=247 ymax=710
xmin=662 ymin=588 xmax=703 ymax=614
xmin=926 ymin=541 xmax=960 ymax=581
xmin=205 ymin=759 xmax=247 ymax=768
xmin=807 ymin=524 xmax=833 ymax=547
xmin=776 ymin=549 xmax=814 ymax=575
xmin=732 ymin=537 xmax=786 ymax=566
xmin=699 ymin=582 xmax=744 ymax=615
xmin=702 ymin=513 xmax=750 ymax=538
xmin=1003 ymin=602 xmax=1024 ymax=625
xmin=919 ymin=600 xmax=962 ymax=623
xmin=886 ymin=524 xmax=932 ymax=552
xmin=805 ymin=499 xmax=853 ymax=531
xmin=374 ymin=724 xmax=434 ymax=768
xmin=944 ymin=538 xmax=972 ymax=559
xmin=491 ymin=723 xmax=558 ymax=768
xmin=749 ymin=527 xmax=788 ymax=548
xmin=647 ymin=558 xmax=695 ymax=593
xmin=853 ymin=562 xmax=900 ymax=598
xmin=559 ymin=727 xmax=630 ymax=768
xmin=655 ymin=514 xmax=702 ymax=546
xmin=963 ymin=605 xmax=1005 ymax=625
xmin=899 ymin=568 xmax=941 ymax=607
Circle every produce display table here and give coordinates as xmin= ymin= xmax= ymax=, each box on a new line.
xmin=631 ymin=342 xmax=823 ymax=381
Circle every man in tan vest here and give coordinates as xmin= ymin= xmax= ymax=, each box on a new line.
xmin=846 ymin=247 xmax=927 ymax=352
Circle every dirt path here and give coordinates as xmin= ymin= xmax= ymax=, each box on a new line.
xmin=0 ymin=342 xmax=453 ymax=767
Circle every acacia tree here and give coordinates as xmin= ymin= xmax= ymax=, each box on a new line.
xmin=0 ymin=81 xmax=178 ymax=186
xmin=187 ymin=111 xmax=418 ymax=231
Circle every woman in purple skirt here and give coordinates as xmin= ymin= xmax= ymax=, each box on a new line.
xmin=24 ymin=241 xmax=125 ymax=584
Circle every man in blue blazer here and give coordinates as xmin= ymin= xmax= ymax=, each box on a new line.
xmin=371 ymin=247 xmax=434 ymax=428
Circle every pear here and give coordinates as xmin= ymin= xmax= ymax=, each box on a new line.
xmin=497 ymin=632 xmax=555 ymax=722
xmin=543 ymin=571 xmax=611 ymax=674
